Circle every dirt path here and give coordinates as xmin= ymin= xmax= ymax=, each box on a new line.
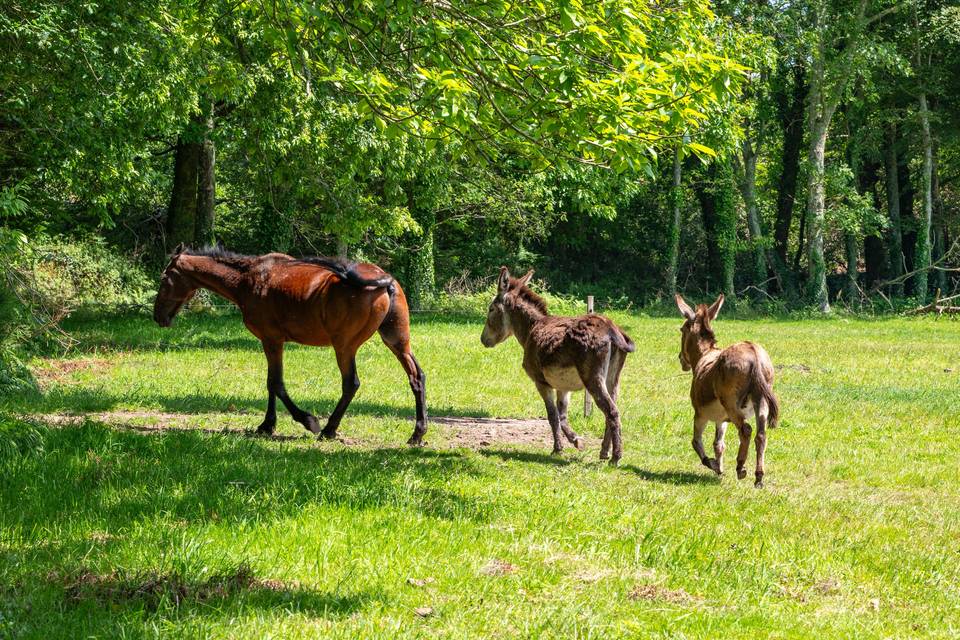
xmin=36 ymin=410 xmax=598 ymax=449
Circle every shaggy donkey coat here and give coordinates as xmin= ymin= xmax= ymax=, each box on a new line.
xmin=675 ymin=294 xmax=779 ymax=487
xmin=481 ymin=268 xmax=635 ymax=463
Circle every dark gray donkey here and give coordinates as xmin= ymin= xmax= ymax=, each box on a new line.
xmin=481 ymin=267 xmax=635 ymax=464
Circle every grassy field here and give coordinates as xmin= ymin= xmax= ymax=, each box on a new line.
xmin=1 ymin=308 xmax=959 ymax=638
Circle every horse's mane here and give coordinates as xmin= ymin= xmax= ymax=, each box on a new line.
xmin=182 ymin=246 xmax=258 ymax=271
xmin=510 ymin=277 xmax=549 ymax=315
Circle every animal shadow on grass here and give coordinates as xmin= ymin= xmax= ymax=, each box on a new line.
xmin=620 ymin=464 xmax=716 ymax=486
xmin=478 ymin=448 xmax=574 ymax=467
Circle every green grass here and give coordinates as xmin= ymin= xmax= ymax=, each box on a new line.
xmin=2 ymin=308 xmax=960 ymax=638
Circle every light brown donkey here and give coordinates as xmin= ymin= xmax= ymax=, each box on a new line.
xmin=481 ymin=268 xmax=635 ymax=464
xmin=675 ymin=294 xmax=779 ymax=487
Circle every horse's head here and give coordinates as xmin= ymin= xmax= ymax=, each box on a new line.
xmin=481 ymin=266 xmax=534 ymax=347
xmin=153 ymin=244 xmax=197 ymax=327
xmin=675 ymin=293 xmax=723 ymax=371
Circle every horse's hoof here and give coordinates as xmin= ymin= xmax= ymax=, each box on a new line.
xmin=304 ymin=416 xmax=322 ymax=435
xmin=737 ymin=468 xmax=747 ymax=480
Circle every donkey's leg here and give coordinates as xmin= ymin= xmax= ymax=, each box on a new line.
xmin=557 ymin=391 xmax=583 ymax=450
xmin=586 ymin=380 xmax=623 ymax=466
xmin=734 ymin=418 xmax=752 ymax=480
xmin=711 ymin=422 xmax=728 ymax=475
xmin=536 ymin=383 xmax=564 ymax=455
xmin=692 ymin=413 xmax=712 ymax=470
xmin=320 ymin=346 xmax=361 ymax=439
xmin=262 ymin=340 xmax=321 ymax=434
xmin=754 ymin=404 xmax=768 ymax=488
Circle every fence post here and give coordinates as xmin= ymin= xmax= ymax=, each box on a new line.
xmin=584 ymin=295 xmax=594 ymax=417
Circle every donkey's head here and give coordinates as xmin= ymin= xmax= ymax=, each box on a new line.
xmin=675 ymin=293 xmax=723 ymax=371
xmin=480 ymin=267 xmax=535 ymax=347
xmin=153 ymin=244 xmax=198 ymax=327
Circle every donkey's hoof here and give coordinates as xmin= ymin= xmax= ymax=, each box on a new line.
xmin=754 ymin=477 xmax=764 ymax=489
xmin=608 ymin=457 xmax=621 ymax=467
xmin=599 ymin=451 xmax=610 ymax=460
xmin=551 ymin=447 xmax=564 ymax=456
xmin=319 ymin=428 xmax=338 ymax=440
xmin=573 ymin=437 xmax=584 ymax=451
xmin=407 ymin=434 xmax=424 ymax=447
xmin=255 ymin=423 xmax=275 ymax=437
xmin=737 ymin=468 xmax=747 ymax=480
xmin=701 ymin=457 xmax=715 ymax=471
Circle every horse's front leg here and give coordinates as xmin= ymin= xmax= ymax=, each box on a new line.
xmin=320 ymin=347 xmax=361 ymax=440
xmin=262 ymin=340 xmax=321 ymax=435
xmin=535 ymin=383 xmax=563 ymax=455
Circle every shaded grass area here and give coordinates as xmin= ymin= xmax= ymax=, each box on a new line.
xmin=2 ymin=310 xmax=960 ymax=638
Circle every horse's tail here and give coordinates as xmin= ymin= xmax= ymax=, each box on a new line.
xmin=745 ymin=355 xmax=779 ymax=428
xmin=300 ymin=257 xmax=395 ymax=291
xmin=610 ymin=325 xmax=636 ymax=353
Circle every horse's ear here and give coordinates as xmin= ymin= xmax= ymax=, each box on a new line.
xmin=517 ymin=269 xmax=534 ymax=288
xmin=707 ymin=293 xmax=724 ymax=320
xmin=675 ymin=294 xmax=695 ymax=320
xmin=497 ymin=266 xmax=511 ymax=292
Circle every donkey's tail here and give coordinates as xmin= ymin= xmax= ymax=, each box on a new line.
xmin=747 ymin=357 xmax=780 ymax=428
xmin=610 ymin=326 xmax=636 ymax=353
xmin=299 ymin=256 xmax=396 ymax=291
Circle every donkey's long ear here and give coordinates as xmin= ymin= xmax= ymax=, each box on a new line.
xmin=707 ymin=293 xmax=725 ymax=320
xmin=675 ymin=294 xmax=695 ymax=320
xmin=516 ymin=269 xmax=534 ymax=288
xmin=172 ymin=242 xmax=185 ymax=257
xmin=497 ymin=266 xmax=511 ymax=292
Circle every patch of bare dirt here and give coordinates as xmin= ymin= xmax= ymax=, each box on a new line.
xmin=37 ymin=410 xmax=595 ymax=449
xmin=435 ymin=416 xmax=596 ymax=449
xmin=33 ymin=358 xmax=111 ymax=389
xmin=57 ymin=563 xmax=294 ymax=609
xmin=480 ymin=559 xmax=519 ymax=576
xmin=628 ymin=583 xmax=696 ymax=604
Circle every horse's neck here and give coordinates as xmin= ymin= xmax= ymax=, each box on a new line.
xmin=181 ymin=256 xmax=244 ymax=306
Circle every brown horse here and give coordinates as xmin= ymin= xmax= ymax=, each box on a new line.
xmin=481 ymin=267 xmax=635 ymax=464
xmin=675 ymin=293 xmax=779 ymax=487
xmin=153 ymin=245 xmax=427 ymax=444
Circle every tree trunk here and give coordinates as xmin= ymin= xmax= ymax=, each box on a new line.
xmin=933 ymin=138 xmax=947 ymax=293
xmin=696 ymin=161 xmax=737 ymax=300
xmin=166 ymin=135 xmax=201 ymax=251
xmin=773 ymin=63 xmax=806 ymax=296
xmin=915 ymin=92 xmax=933 ymax=303
xmin=740 ymin=136 xmax=766 ymax=296
xmin=195 ymin=113 xmax=216 ymax=245
xmin=665 ymin=147 xmax=682 ymax=295
xmin=885 ymin=123 xmax=904 ymax=296
xmin=844 ymin=232 xmax=859 ymax=304
xmin=858 ymin=159 xmax=887 ymax=287
xmin=805 ymin=120 xmax=830 ymax=312
xmin=407 ymin=194 xmax=435 ymax=308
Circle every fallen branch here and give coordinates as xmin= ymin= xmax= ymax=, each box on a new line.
xmin=906 ymin=289 xmax=960 ymax=315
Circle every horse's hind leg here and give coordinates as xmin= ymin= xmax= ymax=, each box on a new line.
xmin=557 ymin=391 xmax=583 ymax=450
xmin=262 ymin=340 xmax=321 ymax=435
xmin=320 ymin=346 xmax=361 ymax=439
xmin=379 ymin=332 xmax=427 ymax=446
